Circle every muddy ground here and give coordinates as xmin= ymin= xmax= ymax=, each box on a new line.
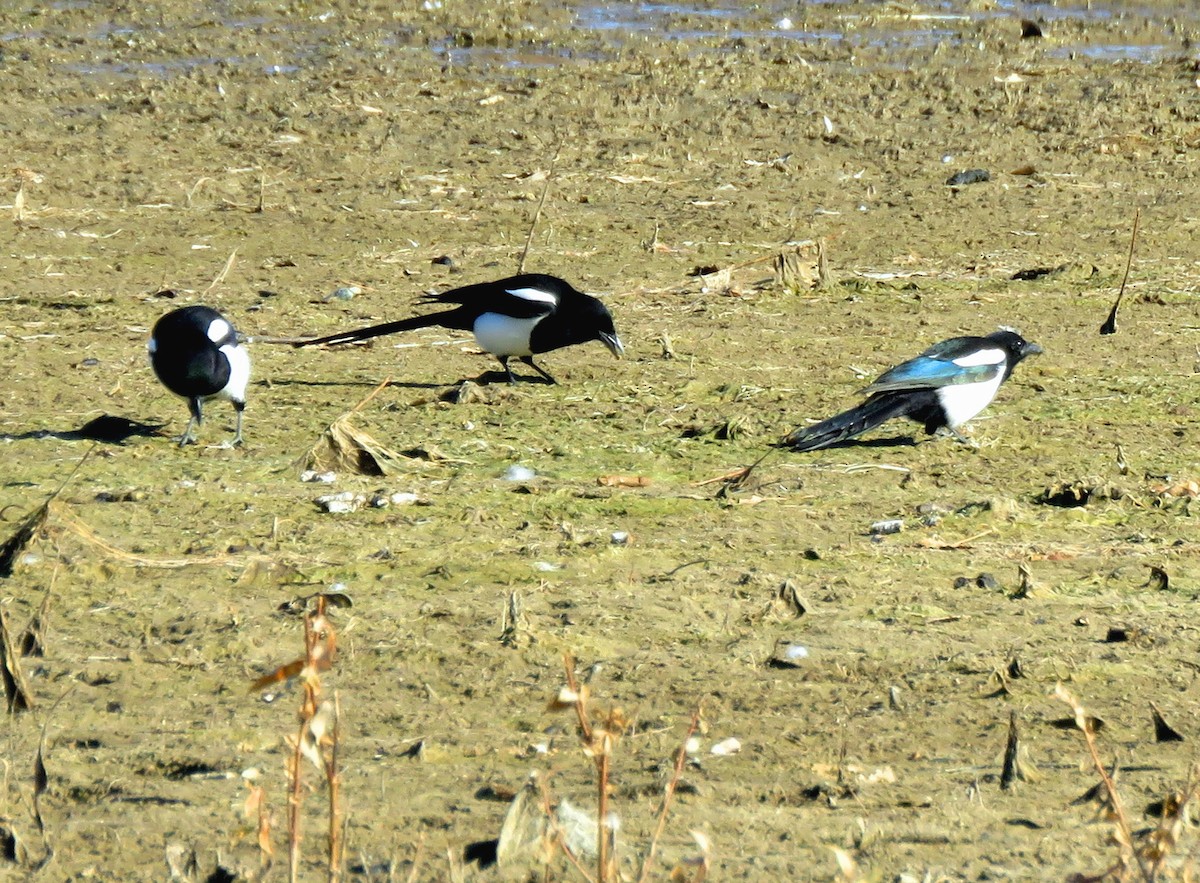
xmin=1 ymin=0 xmax=1200 ymax=879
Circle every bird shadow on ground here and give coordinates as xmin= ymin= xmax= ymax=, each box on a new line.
xmin=472 ymin=369 xmax=555 ymax=386
xmin=266 ymin=371 xmax=552 ymax=390
xmin=0 ymin=414 xmax=167 ymax=445
xmin=779 ymin=434 xmax=921 ymax=452
xmin=265 ymin=377 xmax=445 ymax=391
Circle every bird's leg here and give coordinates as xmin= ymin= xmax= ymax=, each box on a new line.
xmin=521 ymin=355 xmax=557 ymax=385
xmin=946 ymin=427 xmax=979 ymax=448
xmin=179 ymin=398 xmax=202 ymax=446
xmin=497 ymin=356 xmax=518 ymax=384
xmin=230 ymin=401 xmax=246 ymax=447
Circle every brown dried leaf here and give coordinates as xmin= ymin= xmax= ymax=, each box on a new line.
xmin=597 ymin=474 xmax=651 ymax=488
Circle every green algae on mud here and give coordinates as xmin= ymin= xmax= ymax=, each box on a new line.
xmin=1 ymin=0 xmax=1200 ymax=879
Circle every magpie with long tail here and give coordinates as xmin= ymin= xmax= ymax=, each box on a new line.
xmin=148 ymin=305 xmax=251 ymax=447
xmin=294 ymin=273 xmax=623 ymax=384
xmin=782 ymin=328 xmax=1042 ymax=452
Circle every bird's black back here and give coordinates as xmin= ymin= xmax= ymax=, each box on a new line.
xmin=421 ymin=273 xmax=571 ymax=316
xmin=150 ymin=306 xmax=233 ymax=398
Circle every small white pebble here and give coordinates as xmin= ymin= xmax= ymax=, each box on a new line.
xmin=534 ymin=561 xmax=561 ymax=572
xmin=390 ymin=492 xmax=419 ymax=505
xmin=710 ymin=737 xmax=742 ymax=757
xmin=784 ymin=644 xmax=809 ymax=661
xmin=532 ymin=741 xmax=550 ymax=755
xmin=316 ymin=492 xmax=363 ymax=514
xmin=241 ymin=767 xmax=261 ymax=781
xmin=611 ymin=531 xmax=629 ymax=545
xmin=557 ymin=686 xmax=579 ymax=704
xmin=775 ymin=17 xmax=793 ymax=29
xmin=685 ymin=737 xmax=702 ymax=755
xmin=503 ymin=464 xmax=536 ymax=482
xmin=300 ymin=470 xmax=337 ymax=483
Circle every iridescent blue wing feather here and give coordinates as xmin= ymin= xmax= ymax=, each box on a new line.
xmin=865 ymin=337 xmax=1005 ymax=392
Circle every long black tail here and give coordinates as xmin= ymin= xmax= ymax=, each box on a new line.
xmin=293 ymin=310 xmax=461 ymax=348
xmin=781 ymin=392 xmax=920 ymax=452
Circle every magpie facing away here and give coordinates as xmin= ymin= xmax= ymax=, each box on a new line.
xmin=294 ymin=273 xmax=624 ymax=384
xmin=148 ymin=305 xmax=251 ymax=447
xmin=782 ymin=329 xmax=1042 ymax=452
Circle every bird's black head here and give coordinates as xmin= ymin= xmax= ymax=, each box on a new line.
xmin=528 ymin=276 xmax=624 ymax=358
xmin=580 ymin=295 xmax=624 ymax=359
xmin=987 ymin=327 xmax=1042 ymax=377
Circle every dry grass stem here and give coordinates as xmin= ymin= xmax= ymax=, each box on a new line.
xmin=518 ymin=142 xmax=561 ymax=274
xmin=0 ymin=605 xmax=34 ymax=712
xmin=817 ymin=237 xmax=835 ymax=289
xmin=0 ymin=446 xmax=92 ymax=578
xmin=636 ymin=707 xmax=702 ymax=883
xmin=1056 ymin=684 xmax=1157 ymax=883
xmin=252 ymin=594 xmax=342 ymax=883
xmin=204 ymin=248 xmax=238 ymax=293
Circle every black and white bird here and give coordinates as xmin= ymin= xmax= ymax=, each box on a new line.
xmin=782 ymin=328 xmax=1042 ymax=452
xmin=294 ymin=273 xmax=624 ymax=384
xmin=148 ymin=305 xmax=251 ymax=447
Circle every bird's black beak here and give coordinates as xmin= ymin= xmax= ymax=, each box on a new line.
xmin=599 ymin=331 xmax=624 ymax=359
xmin=1022 ymin=342 xmax=1043 ymax=358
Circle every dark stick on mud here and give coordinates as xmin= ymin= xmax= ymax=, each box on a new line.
xmin=1000 ymin=710 xmax=1020 ymax=790
xmin=1100 ymin=208 xmax=1140 ymax=336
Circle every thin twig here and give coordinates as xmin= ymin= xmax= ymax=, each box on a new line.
xmin=1055 ymin=684 xmax=1153 ymax=883
xmin=327 ymin=690 xmax=342 ymax=882
xmin=347 ymin=377 xmax=394 ymax=415
xmin=205 ymin=249 xmax=238 ymax=294
xmin=637 ymin=707 xmax=702 ymax=883
xmin=518 ymin=142 xmax=563 ymax=274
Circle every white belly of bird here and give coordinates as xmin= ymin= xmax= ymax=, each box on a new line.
xmin=474 ymin=312 xmax=540 ymax=357
xmin=216 ymin=343 xmax=251 ymax=404
xmin=935 ymin=372 xmax=1004 ymax=428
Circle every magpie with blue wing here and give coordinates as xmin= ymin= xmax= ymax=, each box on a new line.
xmin=148 ymin=305 xmax=251 ymax=447
xmin=782 ymin=328 xmax=1042 ymax=452
xmin=294 ymin=273 xmax=623 ymax=384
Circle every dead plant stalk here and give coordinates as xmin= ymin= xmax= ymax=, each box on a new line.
xmin=279 ymin=595 xmax=343 ymax=883
xmin=564 ymin=654 xmax=616 ymax=883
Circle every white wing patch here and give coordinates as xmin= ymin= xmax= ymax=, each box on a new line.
xmin=951 ymin=347 xmax=1005 ymax=368
xmin=218 ymin=343 xmax=251 ymax=403
xmin=206 ymin=318 xmax=233 ymax=344
xmin=504 ymin=287 xmax=558 ymax=307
